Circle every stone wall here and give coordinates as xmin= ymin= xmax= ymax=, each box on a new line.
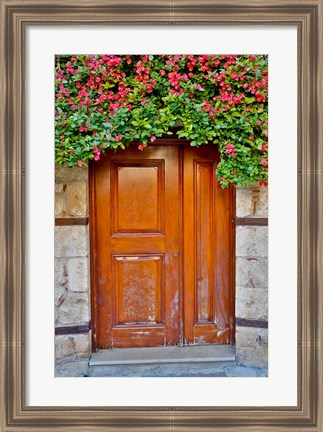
xmin=54 ymin=164 xmax=268 ymax=374
xmin=235 ymin=185 xmax=268 ymax=368
xmin=54 ymin=165 xmax=91 ymax=376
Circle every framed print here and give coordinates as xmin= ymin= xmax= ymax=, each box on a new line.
xmin=0 ymin=0 xmax=322 ymax=430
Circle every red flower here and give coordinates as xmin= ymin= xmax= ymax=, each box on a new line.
xmin=224 ymin=143 xmax=236 ymax=157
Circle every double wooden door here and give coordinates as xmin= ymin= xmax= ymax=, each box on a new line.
xmin=90 ymin=143 xmax=234 ymax=350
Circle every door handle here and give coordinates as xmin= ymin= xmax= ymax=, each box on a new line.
xmin=173 ymin=252 xmax=179 ymax=257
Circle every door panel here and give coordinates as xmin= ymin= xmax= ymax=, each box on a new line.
xmin=91 ymin=145 xmax=180 ymax=348
xmin=183 ymin=146 xmax=233 ymax=345
xmin=112 ymin=162 xmax=164 ymax=233
xmin=90 ymin=143 xmax=234 ymax=350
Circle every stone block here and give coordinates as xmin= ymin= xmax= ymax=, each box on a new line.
xmin=236 ymin=186 xmax=268 ymax=217
xmin=54 ymin=258 xmax=68 ymax=290
xmin=55 ymin=333 xmax=91 ymax=363
xmin=236 ymin=188 xmax=253 ymax=217
xmin=57 ymin=292 xmax=89 ymax=324
xmin=55 ymin=164 xmax=88 ymax=181
xmin=255 ymin=188 xmax=268 ymax=217
xmin=55 ymin=193 xmax=65 ymax=217
xmin=235 ymin=326 xmax=258 ymax=346
xmin=55 ymin=183 xmax=65 ymax=193
xmin=54 ymin=259 xmax=68 ymax=319
xmin=66 ymin=181 xmax=87 ymax=217
xmin=236 ymin=287 xmax=268 ymax=320
xmin=236 ymin=226 xmax=268 ymax=257
xmin=55 ymin=226 xmax=88 ymax=257
xmin=235 ymin=327 xmax=268 ymax=368
xmin=55 ymin=360 xmax=89 ymax=377
xmin=74 ymin=333 xmax=91 ymax=357
xmin=55 ymin=335 xmax=75 ymax=361
xmin=67 ymin=257 xmax=89 ymax=292
xmin=236 ymin=257 xmax=268 ymax=288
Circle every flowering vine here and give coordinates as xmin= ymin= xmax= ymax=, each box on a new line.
xmin=55 ymin=54 xmax=268 ymax=187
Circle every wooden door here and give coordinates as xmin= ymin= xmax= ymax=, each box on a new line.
xmin=183 ymin=146 xmax=234 ymax=345
xmin=90 ymin=145 xmax=180 ymax=348
xmin=90 ymin=143 xmax=234 ymax=350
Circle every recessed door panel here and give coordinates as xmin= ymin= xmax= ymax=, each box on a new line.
xmin=112 ymin=162 xmax=164 ymax=233
xmin=113 ymin=255 xmax=163 ymax=325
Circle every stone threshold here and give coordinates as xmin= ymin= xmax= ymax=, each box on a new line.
xmin=90 ymin=344 xmax=235 ymax=366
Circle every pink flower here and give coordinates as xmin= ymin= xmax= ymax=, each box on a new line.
xmin=60 ymin=135 xmax=65 ymax=140
xmin=85 ymin=121 xmax=91 ymax=127
xmin=150 ymin=136 xmax=156 ymax=142
xmin=224 ymin=143 xmax=236 ymax=157
xmin=160 ymin=70 xmax=166 ymax=76
xmin=77 ymin=161 xmax=83 ymax=167
xmin=141 ymin=99 xmax=147 ymax=105
xmin=256 ymin=120 xmax=262 ymax=125
xmin=95 ymin=76 xmax=101 ymax=83
xmin=115 ymin=134 xmax=122 ymax=141
xmin=94 ymin=154 xmax=100 ymax=161
xmin=261 ymin=144 xmax=267 ymax=152
xmin=196 ymin=84 xmax=202 ymax=90
xmin=138 ymin=143 xmax=147 ymax=151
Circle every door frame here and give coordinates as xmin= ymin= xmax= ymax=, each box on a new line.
xmin=89 ymin=137 xmax=236 ymax=351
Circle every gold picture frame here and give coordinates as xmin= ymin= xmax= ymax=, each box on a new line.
xmin=1 ymin=1 xmax=322 ymax=430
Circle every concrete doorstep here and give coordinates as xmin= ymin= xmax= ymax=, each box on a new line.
xmin=86 ymin=345 xmax=268 ymax=377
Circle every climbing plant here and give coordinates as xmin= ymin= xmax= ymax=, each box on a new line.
xmin=55 ymin=54 xmax=268 ymax=187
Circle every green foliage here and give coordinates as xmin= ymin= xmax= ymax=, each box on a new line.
xmin=55 ymin=54 xmax=268 ymax=187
